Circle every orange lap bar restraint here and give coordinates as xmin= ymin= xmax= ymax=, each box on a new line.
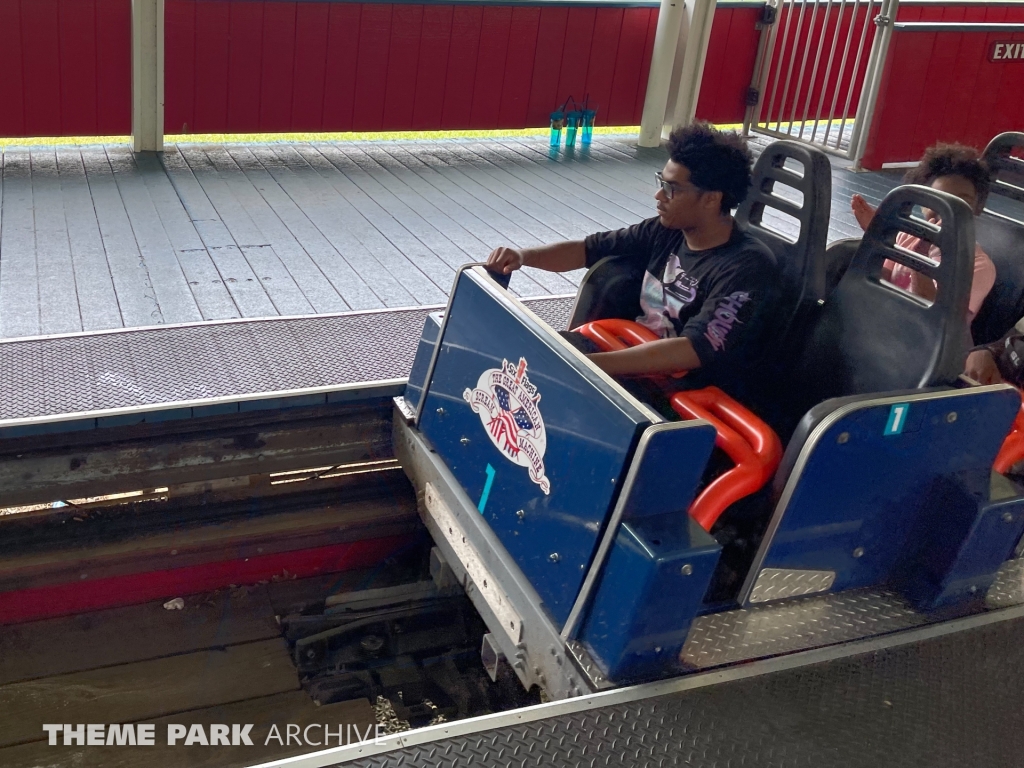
xmin=995 ymin=388 xmax=1024 ymax=475
xmin=574 ymin=317 xmax=661 ymax=349
xmin=576 ymin=318 xmax=783 ymax=531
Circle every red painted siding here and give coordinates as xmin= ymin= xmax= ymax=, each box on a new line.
xmin=322 ymin=3 xmax=362 ymax=131
xmin=497 ymin=7 xmax=541 ymax=127
xmin=2 ymin=0 xmax=1020 ymax=139
xmin=862 ymin=24 xmax=1024 ymax=169
xmin=902 ymin=2 xmax=1024 ymax=23
xmin=0 ymin=0 xmax=130 ymax=137
xmin=441 ymin=4 xmax=483 ymax=129
xmin=0 ymin=0 xmax=763 ymax=137
xmin=695 ymin=4 xmax=762 ymax=125
xmin=164 ymin=1 xmax=664 ymax=134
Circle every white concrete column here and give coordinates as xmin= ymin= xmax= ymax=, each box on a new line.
xmin=132 ymin=0 xmax=164 ymax=153
xmin=639 ymin=0 xmax=688 ymax=147
xmin=638 ymin=0 xmax=719 ymax=147
xmin=667 ymin=0 xmax=717 ymax=137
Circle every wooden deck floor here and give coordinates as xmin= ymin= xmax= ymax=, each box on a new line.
xmin=0 ymin=135 xmax=901 ymax=339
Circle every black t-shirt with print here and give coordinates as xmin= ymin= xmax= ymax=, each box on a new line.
xmin=583 ymin=216 xmax=781 ymax=409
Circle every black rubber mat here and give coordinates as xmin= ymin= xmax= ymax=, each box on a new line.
xmin=0 ymin=297 xmax=574 ymax=422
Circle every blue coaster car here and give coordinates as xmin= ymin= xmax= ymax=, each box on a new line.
xmin=395 ymin=140 xmax=1024 ymax=696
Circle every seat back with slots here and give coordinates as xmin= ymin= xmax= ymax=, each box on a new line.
xmin=787 ymin=184 xmax=975 ymax=418
xmin=736 ymin=140 xmax=832 ymax=320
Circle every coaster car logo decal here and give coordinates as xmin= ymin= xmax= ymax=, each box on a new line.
xmin=463 ymin=357 xmax=550 ymax=495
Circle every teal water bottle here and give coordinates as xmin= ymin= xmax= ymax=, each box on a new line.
xmin=581 ymin=109 xmax=597 ymax=146
xmin=549 ymin=111 xmax=564 ymax=148
xmin=565 ymin=110 xmax=582 ymax=147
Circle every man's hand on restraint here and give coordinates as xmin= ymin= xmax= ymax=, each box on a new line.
xmin=486 ymin=247 xmax=525 ymax=275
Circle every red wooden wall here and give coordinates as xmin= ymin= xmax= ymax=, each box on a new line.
xmin=7 ymin=0 xmax=1019 ymax=142
xmin=0 ymin=0 xmax=131 ymax=137
xmin=861 ymin=4 xmax=1024 ymax=168
xmin=695 ymin=3 xmax=762 ymax=125
xmin=163 ymin=1 xmax=662 ymax=134
xmin=0 ymin=0 xmax=765 ymax=138
xmin=901 ymin=2 xmax=1024 ymax=23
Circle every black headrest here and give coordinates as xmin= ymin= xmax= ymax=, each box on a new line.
xmin=567 ymin=255 xmax=644 ymax=328
xmin=790 ymin=185 xmax=975 ymax=410
xmin=737 ymin=140 xmax=832 ymax=308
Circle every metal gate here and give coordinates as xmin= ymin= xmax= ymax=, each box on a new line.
xmin=744 ymin=0 xmax=898 ymax=165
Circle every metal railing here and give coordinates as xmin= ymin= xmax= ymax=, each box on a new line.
xmin=744 ymin=0 xmax=899 ymax=165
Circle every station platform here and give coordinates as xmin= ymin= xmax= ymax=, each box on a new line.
xmin=3 ymin=134 xmax=1024 ymax=768
xmin=0 ymin=134 xmax=900 ymax=341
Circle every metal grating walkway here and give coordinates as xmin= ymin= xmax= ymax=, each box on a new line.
xmin=0 ymin=295 xmax=573 ymax=424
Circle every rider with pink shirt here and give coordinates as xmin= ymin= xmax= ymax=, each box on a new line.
xmin=851 ymin=143 xmax=996 ymax=327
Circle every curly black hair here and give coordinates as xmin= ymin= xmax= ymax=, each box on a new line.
xmin=666 ymin=123 xmax=753 ymax=213
xmin=903 ymin=143 xmax=992 ymax=213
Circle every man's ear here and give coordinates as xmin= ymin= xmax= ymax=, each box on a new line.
xmin=702 ymin=190 xmax=724 ymax=213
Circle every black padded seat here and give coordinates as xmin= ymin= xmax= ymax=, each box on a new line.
xmin=822 ymin=237 xmax=859 ymax=298
xmin=971 ymin=132 xmax=1024 ymax=345
xmin=777 ymin=184 xmax=976 ymax=471
xmin=568 ymin=140 xmax=832 ymax=330
xmin=567 ymin=254 xmax=644 ymax=329
xmin=972 ymin=219 xmax=1024 ymax=344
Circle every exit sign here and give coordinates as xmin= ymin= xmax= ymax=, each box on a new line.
xmin=990 ymin=41 xmax=1024 ymax=62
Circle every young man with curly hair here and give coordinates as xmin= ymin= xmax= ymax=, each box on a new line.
xmin=850 ymin=143 xmax=996 ymax=325
xmin=486 ymin=123 xmax=780 ymax=410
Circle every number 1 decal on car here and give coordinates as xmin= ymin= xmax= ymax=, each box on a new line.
xmin=884 ymin=403 xmax=909 ymax=436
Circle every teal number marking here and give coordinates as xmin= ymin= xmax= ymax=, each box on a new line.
xmin=884 ymin=403 xmax=909 ymax=436
xmin=478 ymin=464 xmax=496 ymax=513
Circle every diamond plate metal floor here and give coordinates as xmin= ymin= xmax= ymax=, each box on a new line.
xmin=681 ymin=589 xmax=927 ymax=670
xmin=309 ymin=610 xmax=1024 ymax=768
xmin=0 ymin=296 xmax=573 ymax=423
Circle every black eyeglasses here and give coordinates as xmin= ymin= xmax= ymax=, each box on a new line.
xmin=655 ymin=171 xmax=701 ymax=200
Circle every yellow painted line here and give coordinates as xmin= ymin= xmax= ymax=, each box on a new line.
xmin=0 ymin=126 xmax=645 ymax=149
